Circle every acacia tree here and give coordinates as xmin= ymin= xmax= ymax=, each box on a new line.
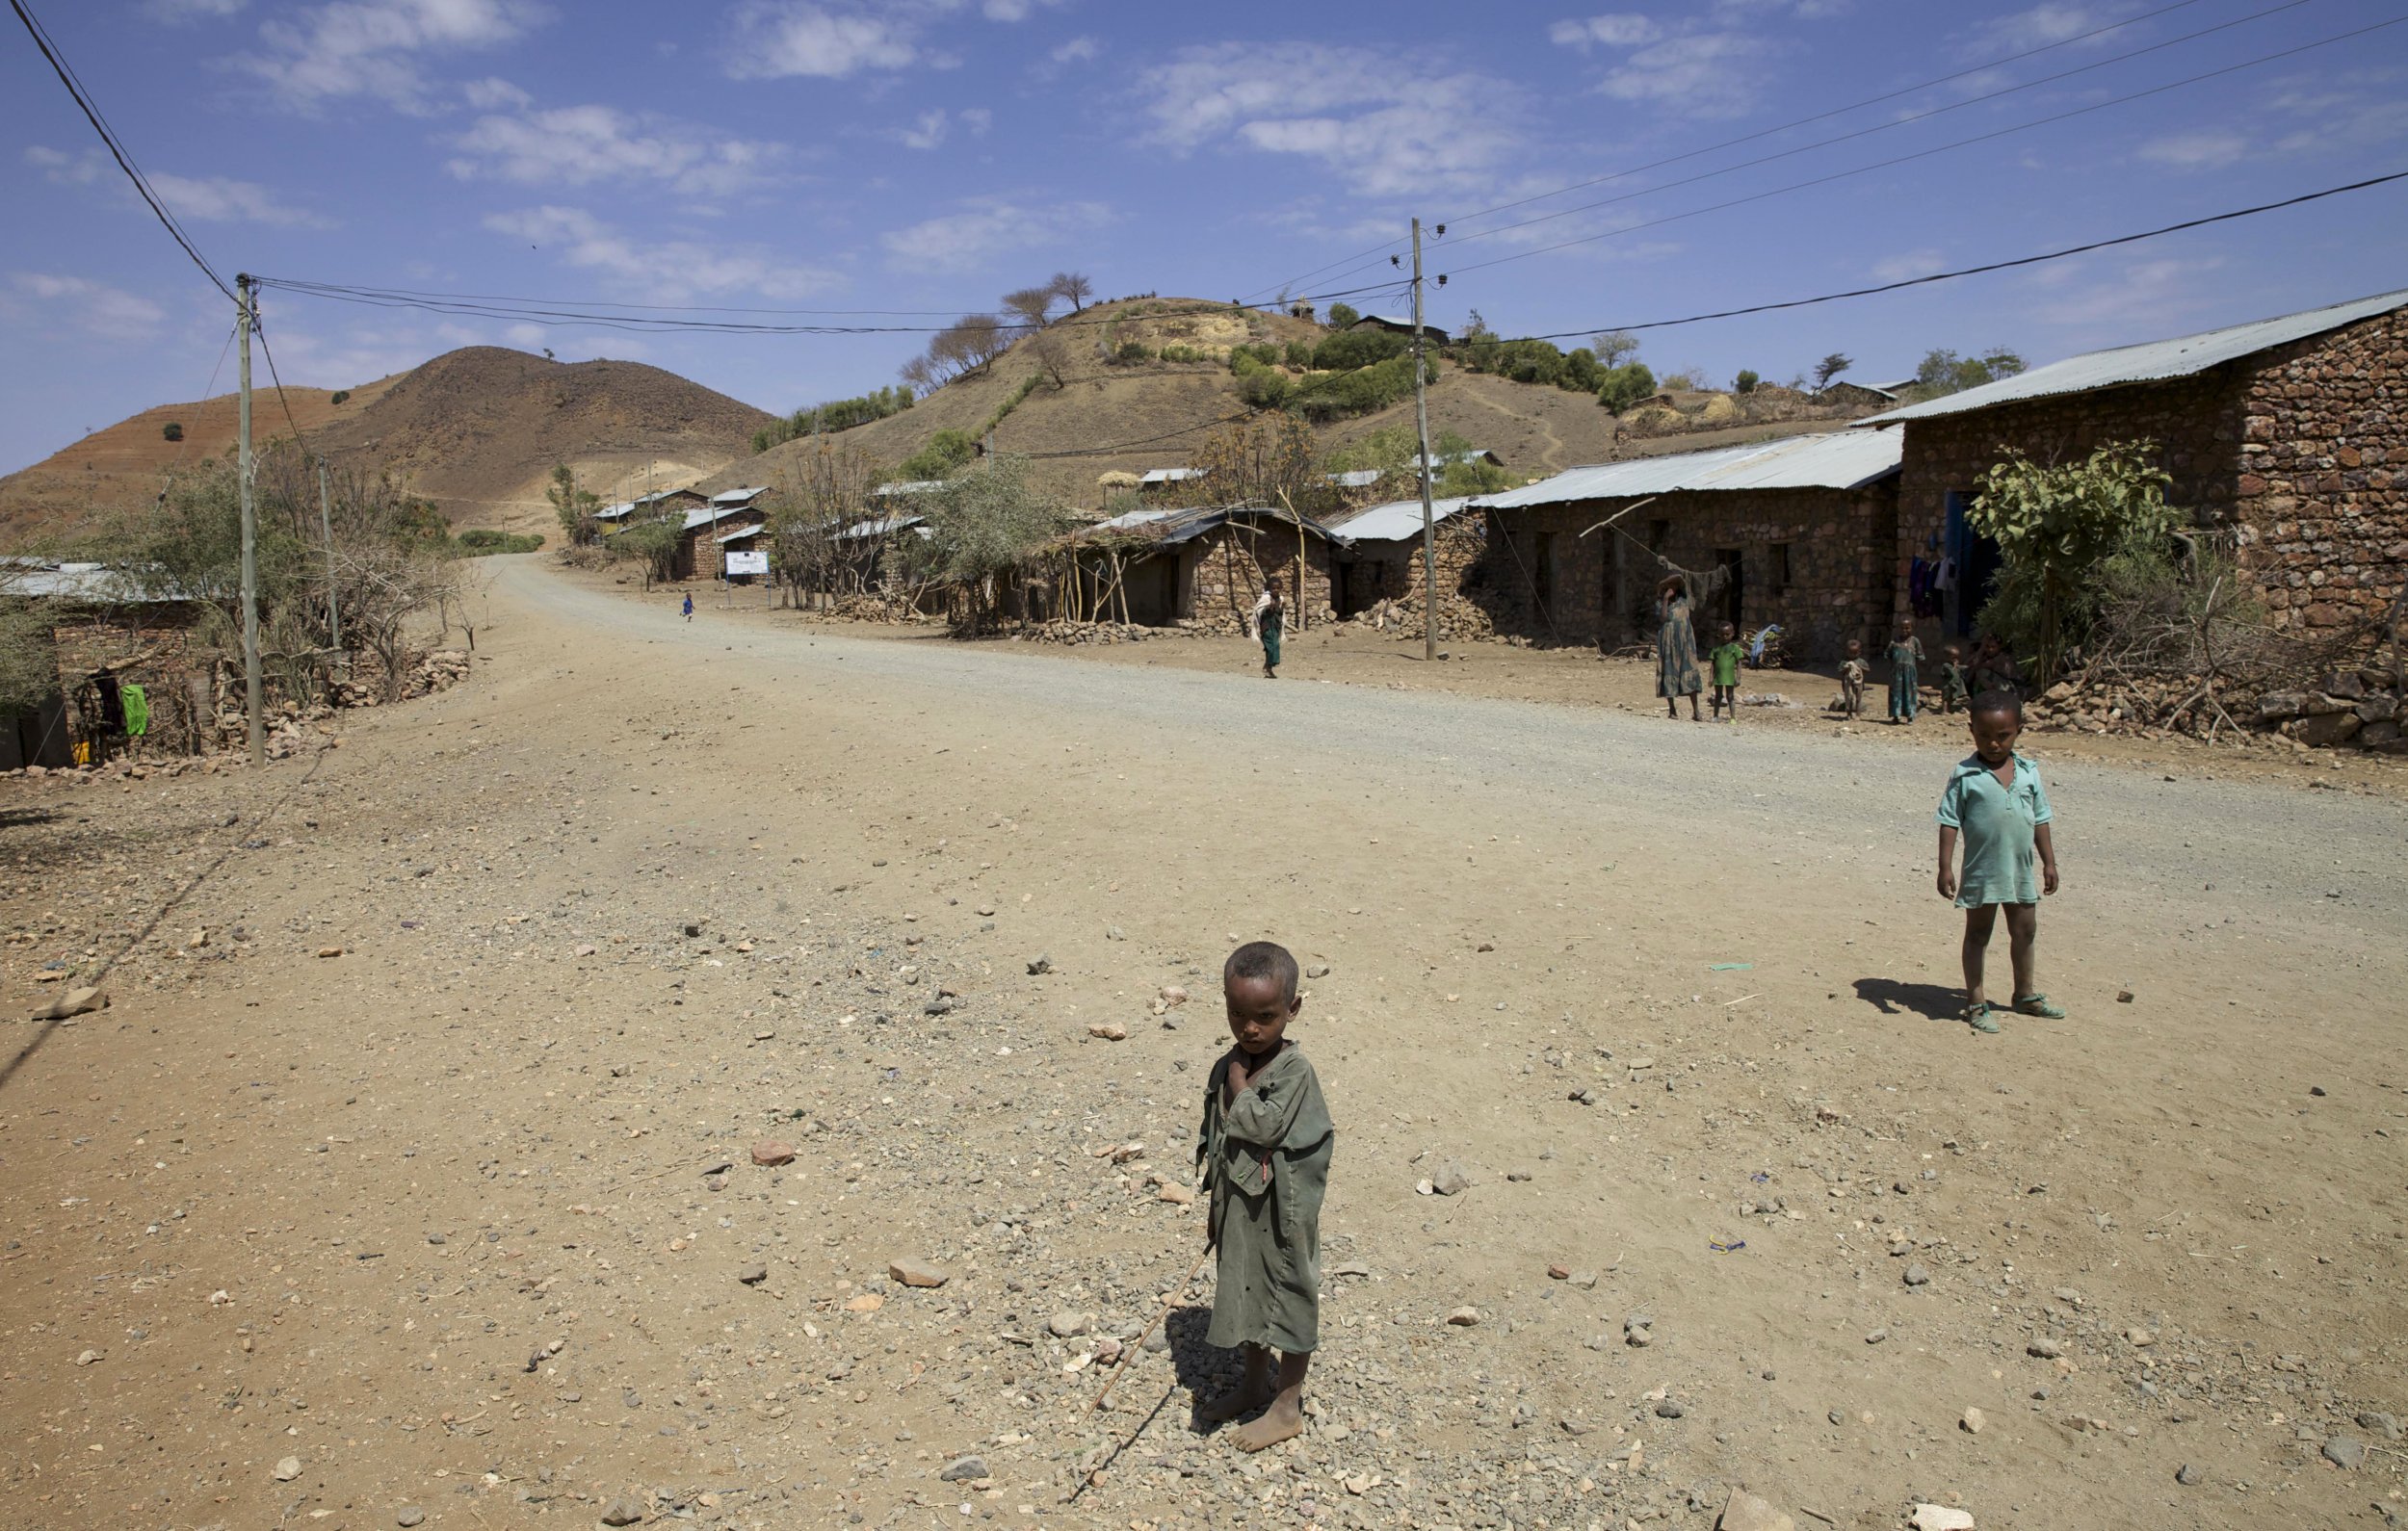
xmin=1812 ymin=352 xmax=1853 ymax=390
xmin=1049 ymin=272 xmax=1093 ymax=312
xmin=1001 ymin=286 xmax=1057 ymax=330
xmin=1591 ymin=330 xmax=1640 ymax=368
xmin=611 ymin=517 xmax=683 ymax=593
xmin=901 ymin=454 xmax=1069 ymax=635
xmin=547 ymin=463 xmax=603 ymax=546
xmin=770 ymin=439 xmax=883 ymax=602
xmin=1969 ymin=438 xmax=2174 ymax=687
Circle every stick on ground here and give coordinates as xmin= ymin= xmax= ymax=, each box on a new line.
xmin=1086 ymin=1241 xmax=1215 ymax=1415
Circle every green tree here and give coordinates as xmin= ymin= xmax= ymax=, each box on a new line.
xmin=902 ymin=454 xmax=1069 ymax=635
xmin=1311 ymin=327 xmax=1407 ymax=371
xmin=1811 ymin=352 xmax=1852 ymax=390
xmin=161 ymin=421 xmax=184 ymax=442
xmin=1734 ymin=369 xmax=1760 ymax=394
xmin=329 ymin=389 xmax=351 ymax=405
xmin=0 ymin=580 xmax=58 ymax=721
xmin=898 ymin=428 xmax=978 ymax=481
xmin=546 ymin=463 xmax=603 ymax=546
xmin=1915 ymin=347 xmax=2026 ymax=396
xmin=1968 ymin=439 xmax=2174 ymax=687
xmin=1596 ymin=361 xmax=1657 ymax=413
xmin=1592 ymin=330 xmax=1640 ymax=368
xmin=1324 ymin=301 xmax=1360 ymax=330
xmin=611 ymin=516 xmax=683 ymax=593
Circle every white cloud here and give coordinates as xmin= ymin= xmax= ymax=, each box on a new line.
xmin=1956 ymin=3 xmax=2132 ymax=59
xmin=880 ymin=197 xmax=1112 ymax=272
xmin=1871 ymin=248 xmax=1946 ymax=283
xmin=27 ymin=145 xmax=332 ymax=227
xmin=2135 ymin=130 xmax=2248 ymax=171
xmin=143 ymin=0 xmax=247 ymax=20
xmin=1548 ymin=14 xmax=1661 ymax=49
xmin=1049 ymin=35 xmax=1099 ymax=64
xmin=1594 ymin=31 xmax=1775 ymax=118
xmin=240 ymin=0 xmax=548 ymax=113
xmin=448 ymin=102 xmax=783 ymax=195
xmin=484 ymin=205 xmax=839 ymax=299
xmin=959 ymin=107 xmax=992 ymax=134
xmin=900 ymin=111 xmax=950 ymax=150
xmin=982 ymin=0 xmax=1063 ymax=18
xmin=726 ymin=2 xmax=927 ymax=79
xmin=1139 ymin=42 xmax=1521 ymax=198
xmin=2027 ymin=255 xmax=2223 ymax=328
xmin=6 ymin=273 xmax=168 ymax=340
xmin=895 ymin=106 xmax=992 ymax=147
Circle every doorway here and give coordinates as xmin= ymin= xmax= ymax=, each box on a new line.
xmin=1714 ymin=548 xmax=1743 ymax=632
xmin=1944 ymin=491 xmax=2002 ymax=637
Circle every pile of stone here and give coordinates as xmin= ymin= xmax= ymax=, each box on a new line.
xmin=1338 ymin=596 xmax=1493 ymax=642
xmin=328 ymin=648 xmax=474 ymax=708
xmin=2016 ymin=663 xmax=2403 ymax=752
xmin=2253 ymin=666 xmax=2403 ymax=751
xmin=1017 ymin=620 xmax=1158 ymax=646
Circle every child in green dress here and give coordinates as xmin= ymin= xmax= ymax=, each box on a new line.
xmin=1937 ymin=644 xmax=1970 ymax=714
xmin=1196 ymin=941 xmax=1333 ymax=1451
xmin=1708 ymin=622 xmax=1745 ymax=722
xmin=1936 ymin=692 xmax=2065 ymax=1034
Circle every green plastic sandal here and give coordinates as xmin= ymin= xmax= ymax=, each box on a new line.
xmin=2011 ymin=993 xmax=2066 ymax=1020
xmin=1963 ymin=1002 xmax=2001 ymax=1034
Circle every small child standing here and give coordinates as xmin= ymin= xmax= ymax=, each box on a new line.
xmin=1708 ymin=622 xmax=1745 ymax=722
xmin=1938 ymin=644 xmax=1970 ymax=714
xmin=1255 ymin=587 xmax=1285 ymax=680
xmin=1936 ymin=692 xmax=2065 ymax=1034
xmin=1196 ymin=941 xmax=1333 ymax=1451
xmin=1840 ymin=639 xmax=1868 ymax=719
xmin=682 ymin=593 xmax=694 ymax=623
xmin=1887 ymin=620 xmax=1925 ymax=725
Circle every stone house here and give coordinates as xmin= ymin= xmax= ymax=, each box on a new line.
xmin=671 ymin=503 xmax=768 ymax=582
xmin=1859 ymin=286 xmax=2408 ymax=640
xmin=1322 ymin=496 xmax=1487 ymax=620
xmin=1469 ymin=431 xmax=1904 ymax=660
xmin=1070 ymin=505 xmax=1340 ymax=629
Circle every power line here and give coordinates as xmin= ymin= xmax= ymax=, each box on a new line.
xmin=249 ymin=308 xmax=317 ymax=458
xmin=8 ymin=0 xmax=234 ymax=303
xmin=1439 ymin=14 xmax=2408 ymax=281
xmin=1483 ymin=169 xmax=2408 ymax=344
xmin=1240 ymin=0 xmax=2218 ymax=303
xmin=1436 ymin=0 xmax=2320 ymax=255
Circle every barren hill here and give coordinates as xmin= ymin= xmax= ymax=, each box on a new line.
xmin=705 ymin=298 xmax=1873 ymax=510
xmin=0 ymin=347 xmax=772 ymax=547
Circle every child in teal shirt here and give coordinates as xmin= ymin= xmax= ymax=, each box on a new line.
xmin=1708 ymin=622 xmax=1745 ymax=722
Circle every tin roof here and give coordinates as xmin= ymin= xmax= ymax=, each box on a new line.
xmin=1077 ymin=504 xmax=1343 ymax=551
xmin=1325 ymin=468 xmax=1385 ymax=489
xmin=871 ymin=480 xmax=947 ymax=497
xmin=1327 ymin=496 xmax=1476 ymax=545
xmin=711 ymin=486 xmax=770 ymax=506
xmin=833 ymin=514 xmax=927 ymax=541
xmin=681 ymin=505 xmax=767 ymax=532
xmin=1474 ymin=431 xmax=1900 ymax=509
xmin=4 ymin=559 xmax=170 ymax=603
xmin=713 ymin=521 xmax=769 ymax=543
xmin=1860 ymin=286 xmax=2408 ymax=426
xmin=1138 ymin=467 xmax=1211 ymax=485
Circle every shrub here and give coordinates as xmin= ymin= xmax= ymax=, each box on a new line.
xmin=454 ymin=528 xmax=545 ymax=556
xmin=1311 ymin=327 xmax=1407 ymax=371
xmin=161 ymin=421 xmax=184 ymax=442
xmin=898 ymin=428 xmax=978 ymax=481
xmin=1284 ymin=340 xmax=1315 ymax=368
xmin=329 ymin=389 xmax=351 ymax=405
xmin=1969 ymin=439 xmax=2173 ymax=685
xmin=1559 ymin=348 xmax=1603 ymax=395
xmin=1296 ymin=354 xmax=1419 ymax=420
xmin=1658 ymin=368 xmax=1704 ymax=391
xmin=1160 ymin=344 xmax=1204 ymax=364
xmin=1325 ymin=302 xmax=1360 ymax=329
xmin=753 ymin=385 xmax=915 ymax=453
xmin=1735 ymin=370 xmax=1760 ymax=394
xmin=1114 ymin=341 xmax=1153 ymax=364
xmin=1596 ymin=362 xmax=1657 ymax=413
xmin=1247 ymin=342 xmax=1283 ymax=366
xmin=1237 ymin=367 xmax=1294 ymax=409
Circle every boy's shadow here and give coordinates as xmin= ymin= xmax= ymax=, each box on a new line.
xmin=1852 ymin=977 xmax=1962 ymax=1022
xmin=1164 ymin=1305 xmax=1243 ymax=1434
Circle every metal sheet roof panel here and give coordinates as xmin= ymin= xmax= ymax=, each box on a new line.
xmin=1860 ymin=287 xmax=2408 ymax=426
xmin=1329 ymin=496 xmax=1475 ymax=544
xmin=1473 ymin=431 xmax=1899 ymax=508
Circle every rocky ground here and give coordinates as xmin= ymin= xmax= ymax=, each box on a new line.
xmin=2 ymin=556 xmax=2402 ymax=1531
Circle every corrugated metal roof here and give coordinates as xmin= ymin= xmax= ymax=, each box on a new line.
xmin=593 ymin=501 xmax=636 ymax=521
xmin=871 ymin=480 xmax=946 ymax=497
xmin=1325 ymin=468 xmax=1385 ymax=489
xmin=1091 ymin=506 xmax=1180 ymax=532
xmin=1328 ymin=496 xmax=1475 ymax=545
xmin=1861 ymin=287 xmax=2408 ymax=426
xmin=713 ymin=521 xmax=769 ymax=543
xmin=1138 ymin=467 xmax=1210 ymax=485
xmin=1076 ymin=504 xmax=1342 ymax=551
xmin=1474 ymin=431 xmax=1900 ymax=509
xmin=1411 ymin=449 xmax=1500 ymax=469
xmin=711 ymin=486 xmax=770 ymax=506
xmin=833 ymin=514 xmax=926 ymax=541
xmin=6 ymin=560 xmax=168 ymax=603
xmin=681 ymin=506 xmax=767 ymax=532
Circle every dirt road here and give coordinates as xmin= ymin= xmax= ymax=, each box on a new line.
xmin=4 ymin=555 xmax=2402 ymax=1531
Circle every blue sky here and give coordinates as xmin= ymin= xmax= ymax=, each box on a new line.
xmin=4 ymin=0 xmax=2405 ymax=473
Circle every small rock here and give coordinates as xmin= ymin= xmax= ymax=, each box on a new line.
xmin=1157 ymin=1181 xmax=1194 ymax=1206
xmin=28 ymin=985 xmax=106 ymax=1022
xmin=750 ymin=1140 xmax=795 ymax=1167
xmin=1717 ymin=1488 xmax=1795 ymax=1531
xmin=1569 ymin=1269 xmax=1598 ymax=1289
xmin=939 ymin=1455 xmax=988 ymax=1483
xmin=1864 ymin=1328 xmax=1889 ymax=1346
xmin=1909 ymin=1507 xmax=1974 ymax=1531
xmin=1047 ymin=1311 xmax=1088 ymax=1338
xmin=273 ymin=1456 xmax=302 ymax=1482
xmin=737 ymin=1265 xmax=768 ymax=1285
xmin=2027 ymin=1336 xmax=2064 ymax=1359
xmin=600 ymin=1498 xmax=644 ymax=1526
xmin=1446 ymin=1307 xmax=1480 ymax=1327
xmin=396 ymin=1509 xmax=427 ymax=1528
xmin=1159 ymin=985 xmax=1189 ymax=1007
xmin=1026 ymin=954 xmax=1051 ymax=975
xmin=1654 ymin=1397 xmax=1685 ymax=1418
xmin=1547 ymin=1263 xmax=1571 ymax=1281
xmin=2323 ymin=1436 xmax=2368 ymax=1470
xmin=315 ymin=947 xmax=343 ymax=958
xmin=843 ymin=1293 xmax=883 ymax=1312
xmin=1903 ymin=1262 xmax=1931 ymax=1286
xmin=1086 ymin=1023 xmax=1127 ymax=1042
xmin=73 ymin=1348 xmax=103 ymax=1365
xmin=1430 ymin=1160 xmax=1471 ymax=1197
xmin=2356 ymin=1410 xmax=2400 ymax=1440
xmin=1305 ymin=962 xmax=1330 ymax=978
xmin=889 ymin=1258 xmax=950 ymax=1288
xmin=1961 ymin=1407 xmax=1987 ymax=1434
xmin=2116 ymin=989 xmax=2134 ymax=1003
xmin=1506 ymin=1168 xmax=1533 ymax=1182
xmin=2174 ymin=1464 xmax=2202 ymax=1487
xmin=1626 ymin=1326 xmax=1653 ymax=1349
xmin=575 ymin=944 xmax=597 ymax=957
xmin=2126 ymin=1327 xmax=2154 ymax=1346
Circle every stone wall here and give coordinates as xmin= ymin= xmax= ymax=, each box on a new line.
xmin=2234 ymin=308 xmax=2407 ymax=633
xmin=677 ymin=510 xmax=767 ymax=583
xmin=1178 ymin=521 xmax=1337 ymax=631
xmin=1476 ymin=482 xmax=1898 ymax=660
xmin=1887 ymin=307 xmax=2406 ymax=638
xmin=1338 ymin=517 xmax=1489 ymax=620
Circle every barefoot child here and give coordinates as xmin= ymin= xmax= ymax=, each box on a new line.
xmin=1709 ymin=622 xmax=1744 ymax=722
xmin=1937 ymin=644 xmax=1970 ymax=714
xmin=1195 ymin=941 xmax=1333 ymax=1451
xmin=1255 ymin=586 xmax=1285 ymax=680
xmin=1936 ymin=692 xmax=2065 ymax=1034
xmin=1839 ymin=639 xmax=1868 ymax=720
xmin=1887 ymin=619 xmax=1924 ymax=725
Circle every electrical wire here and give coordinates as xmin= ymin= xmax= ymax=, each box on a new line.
xmin=1439 ymin=14 xmax=2408 ymax=280
xmin=1238 ymin=0 xmax=2219 ymax=303
xmin=1477 ymin=169 xmax=2408 ymax=344
xmin=8 ymin=0 xmax=234 ymax=303
xmin=249 ymin=308 xmax=317 ymax=458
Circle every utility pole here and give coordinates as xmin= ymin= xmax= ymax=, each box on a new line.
xmin=1410 ymin=218 xmax=1439 ymax=662
xmin=236 ymin=273 xmax=265 ymax=766
xmin=317 ymin=459 xmax=341 ymax=657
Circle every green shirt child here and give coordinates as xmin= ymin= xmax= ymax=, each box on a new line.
xmin=1710 ymin=640 xmax=1744 ymax=688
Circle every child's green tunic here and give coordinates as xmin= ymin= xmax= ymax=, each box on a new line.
xmin=1196 ymin=1045 xmax=1333 ymax=1355
xmin=1936 ymin=751 xmax=2054 ymax=907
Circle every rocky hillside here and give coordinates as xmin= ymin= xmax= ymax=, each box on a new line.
xmin=0 ymin=348 xmax=773 ymax=545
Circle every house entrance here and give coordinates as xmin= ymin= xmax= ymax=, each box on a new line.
xmin=1944 ymin=491 xmax=2003 ymax=637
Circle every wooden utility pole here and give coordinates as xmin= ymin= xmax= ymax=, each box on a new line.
xmin=1410 ymin=219 xmax=1438 ymax=662
xmin=317 ymin=460 xmax=341 ymax=656
xmin=235 ymin=273 xmax=264 ymax=766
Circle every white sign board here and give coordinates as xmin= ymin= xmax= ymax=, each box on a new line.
xmin=724 ymin=550 xmax=770 ymax=576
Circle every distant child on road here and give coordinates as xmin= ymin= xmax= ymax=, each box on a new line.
xmin=1938 ymin=644 xmax=1971 ymax=714
xmin=1888 ymin=620 xmax=1925 ymax=724
xmin=682 ymin=593 xmax=694 ymax=622
xmin=1255 ymin=586 xmax=1285 ymax=679
xmin=1196 ymin=941 xmax=1333 ymax=1452
xmin=1709 ymin=621 xmax=1744 ymax=721
xmin=1839 ymin=639 xmax=1868 ymax=720
xmin=1936 ymin=691 xmax=2064 ymax=1034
